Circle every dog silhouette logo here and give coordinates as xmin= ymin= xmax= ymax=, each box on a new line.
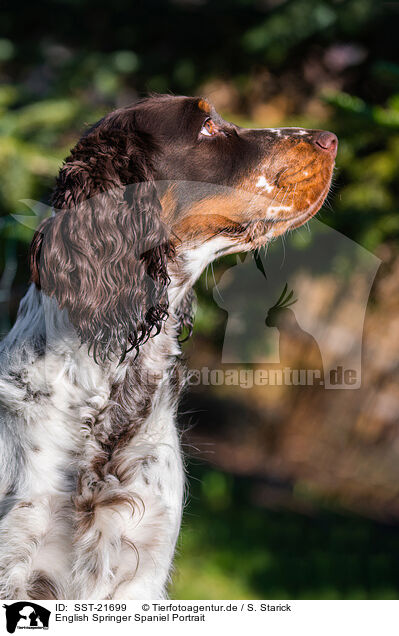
xmin=265 ymin=283 xmax=324 ymax=379
xmin=214 ymin=218 xmax=381 ymax=388
xmin=2 ymin=602 xmax=50 ymax=633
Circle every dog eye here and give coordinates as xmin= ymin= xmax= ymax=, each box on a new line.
xmin=200 ymin=119 xmax=218 ymax=137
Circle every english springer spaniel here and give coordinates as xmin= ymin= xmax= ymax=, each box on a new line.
xmin=0 ymin=95 xmax=337 ymax=599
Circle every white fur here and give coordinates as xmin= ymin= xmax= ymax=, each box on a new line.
xmin=0 ymin=282 xmax=186 ymax=600
xmin=256 ymin=176 xmax=274 ymax=193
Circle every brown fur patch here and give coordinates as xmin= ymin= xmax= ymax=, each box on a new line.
xmin=198 ymin=99 xmax=211 ymax=114
xmin=238 ymin=138 xmax=334 ymax=222
xmin=174 ymin=209 xmax=245 ymax=244
xmin=74 ymin=487 xmax=142 ymax=538
xmin=27 ymin=571 xmax=59 ymax=599
xmin=160 ymin=186 xmax=178 ymax=223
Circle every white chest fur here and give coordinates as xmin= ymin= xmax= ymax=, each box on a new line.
xmin=0 ymin=286 xmax=185 ymax=599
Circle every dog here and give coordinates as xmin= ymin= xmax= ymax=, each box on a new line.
xmin=0 ymin=94 xmax=337 ymax=599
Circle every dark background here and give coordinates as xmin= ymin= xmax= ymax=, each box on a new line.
xmin=1 ymin=0 xmax=399 ymax=598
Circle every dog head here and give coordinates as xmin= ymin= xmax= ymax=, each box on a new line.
xmin=30 ymin=94 xmax=337 ymax=361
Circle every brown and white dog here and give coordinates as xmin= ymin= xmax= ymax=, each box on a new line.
xmin=0 ymin=95 xmax=337 ymax=599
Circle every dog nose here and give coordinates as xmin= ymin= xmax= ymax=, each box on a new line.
xmin=314 ymin=131 xmax=338 ymax=157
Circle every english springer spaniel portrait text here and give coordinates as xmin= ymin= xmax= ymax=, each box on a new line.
xmin=0 ymin=95 xmax=337 ymax=599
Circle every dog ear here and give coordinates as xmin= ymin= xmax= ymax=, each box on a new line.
xmin=30 ymin=118 xmax=173 ymax=362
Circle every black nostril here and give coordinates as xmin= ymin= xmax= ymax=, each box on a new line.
xmin=315 ymin=131 xmax=338 ymax=156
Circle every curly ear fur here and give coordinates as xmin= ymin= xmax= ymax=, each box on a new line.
xmin=176 ymin=288 xmax=196 ymax=342
xmin=30 ymin=111 xmax=174 ymax=362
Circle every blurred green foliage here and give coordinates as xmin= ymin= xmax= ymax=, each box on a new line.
xmin=172 ymin=463 xmax=399 ymax=599
xmin=321 ymin=88 xmax=399 ymax=250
